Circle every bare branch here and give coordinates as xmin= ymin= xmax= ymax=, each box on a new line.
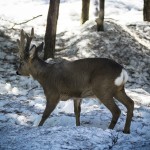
xmin=11 ymin=15 xmax=42 ymax=29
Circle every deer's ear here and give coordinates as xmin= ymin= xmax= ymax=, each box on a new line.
xmin=36 ymin=42 xmax=44 ymax=52
xmin=29 ymin=45 xmax=37 ymax=59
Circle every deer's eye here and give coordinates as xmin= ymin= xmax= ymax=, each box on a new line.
xmin=20 ymin=61 xmax=25 ymax=66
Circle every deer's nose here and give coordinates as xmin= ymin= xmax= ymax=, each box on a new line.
xmin=16 ymin=71 xmax=20 ymax=75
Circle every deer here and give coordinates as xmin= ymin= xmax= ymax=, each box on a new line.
xmin=16 ymin=28 xmax=134 ymax=134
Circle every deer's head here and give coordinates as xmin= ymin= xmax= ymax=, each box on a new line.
xmin=16 ymin=28 xmax=43 ymax=76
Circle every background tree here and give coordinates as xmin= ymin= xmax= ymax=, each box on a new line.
xmin=143 ymin=0 xmax=150 ymax=21
xmin=81 ymin=0 xmax=90 ymax=24
xmin=44 ymin=0 xmax=60 ymax=59
xmin=93 ymin=0 xmax=99 ymax=17
xmin=95 ymin=0 xmax=105 ymax=31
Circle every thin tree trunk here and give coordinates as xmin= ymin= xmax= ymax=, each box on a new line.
xmin=95 ymin=0 xmax=105 ymax=31
xmin=44 ymin=0 xmax=60 ymax=59
xmin=81 ymin=0 xmax=90 ymax=24
xmin=143 ymin=0 xmax=150 ymax=21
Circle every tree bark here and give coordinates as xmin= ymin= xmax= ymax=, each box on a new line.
xmin=95 ymin=0 xmax=105 ymax=31
xmin=143 ymin=0 xmax=150 ymax=21
xmin=44 ymin=0 xmax=60 ymax=59
xmin=81 ymin=0 xmax=90 ymax=24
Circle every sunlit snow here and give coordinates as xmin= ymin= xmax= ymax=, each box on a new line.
xmin=0 ymin=0 xmax=150 ymax=150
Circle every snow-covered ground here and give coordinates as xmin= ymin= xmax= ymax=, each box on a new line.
xmin=0 ymin=0 xmax=150 ymax=149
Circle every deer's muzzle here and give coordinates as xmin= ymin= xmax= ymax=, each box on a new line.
xmin=16 ymin=71 xmax=21 ymax=75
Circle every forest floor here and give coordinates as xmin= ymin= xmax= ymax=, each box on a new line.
xmin=0 ymin=0 xmax=150 ymax=150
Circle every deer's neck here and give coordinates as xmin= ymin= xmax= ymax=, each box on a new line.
xmin=30 ymin=58 xmax=52 ymax=86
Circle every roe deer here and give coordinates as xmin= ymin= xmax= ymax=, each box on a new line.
xmin=16 ymin=28 xmax=134 ymax=134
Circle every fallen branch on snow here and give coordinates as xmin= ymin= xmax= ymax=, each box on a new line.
xmin=11 ymin=15 xmax=42 ymax=29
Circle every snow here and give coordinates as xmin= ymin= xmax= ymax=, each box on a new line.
xmin=0 ymin=0 xmax=150 ymax=149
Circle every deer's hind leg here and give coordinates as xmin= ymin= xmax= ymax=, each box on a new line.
xmin=94 ymin=90 xmax=121 ymax=130
xmin=115 ymin=88 xmax=134 ymax=134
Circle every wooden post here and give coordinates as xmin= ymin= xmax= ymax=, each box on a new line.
xmin=44 ymin=0 xmax=60 ymax=59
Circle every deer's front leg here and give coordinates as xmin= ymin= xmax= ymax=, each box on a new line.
xmin=74 ymin=99 xmax=82 ymax=126
xmin=39 ymin=92 xmax=59 ymax=126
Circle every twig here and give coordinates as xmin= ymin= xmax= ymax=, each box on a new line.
xmin=27 ymin=86 xmax=38 ymax=95
xmin=11 ymin=15 xmax=42 ymax=29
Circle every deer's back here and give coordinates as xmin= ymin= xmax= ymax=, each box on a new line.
xmin=49 ymin=58 xmax=123 ymax=99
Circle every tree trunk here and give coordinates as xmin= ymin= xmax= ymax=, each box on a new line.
xmin=81 ymin=0 xmax=90 ymax=24
xmin=44 ymin=0 xmax=60 ymax=59
xmin=93 ymin=0 xmax=99 ymax=17
xmin=95 ymin=0 xmax=105 ymax=31
xmin=143 ymin=0 xmax=150 ymax=21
